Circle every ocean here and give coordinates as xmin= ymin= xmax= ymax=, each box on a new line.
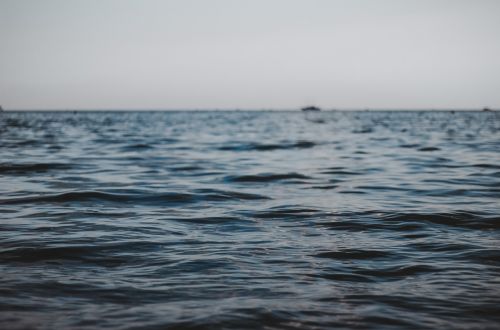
xmin=0 ymin=110 xmax=499 ymax=329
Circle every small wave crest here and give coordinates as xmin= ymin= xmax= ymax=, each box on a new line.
xmin=313 ymin=249 xmax=392 ymax=260
xmin=381 ymin=212 xmax=500 ymax=230
xmin=0 ymin=163 xmax=72 ymax=174
xmin=0 ymin=245 xmax=129 ymax=266
xmin=226 ymin=173 xmax=311 ymax=183
xmin=0 ymin=189 xmax=270 ymax=206
xmin=219 ymin=140 xmax=316 ymax=151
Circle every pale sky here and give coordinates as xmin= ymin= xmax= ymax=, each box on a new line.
xmin=1 ymin=0 xmax=499 ymax=110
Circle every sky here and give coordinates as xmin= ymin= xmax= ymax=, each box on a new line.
xmin=1 ymin=0 xmax=500 ymax=110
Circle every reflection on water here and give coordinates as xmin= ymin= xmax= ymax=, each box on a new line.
xmin=0 ymin=110 xmax=499 ymax=329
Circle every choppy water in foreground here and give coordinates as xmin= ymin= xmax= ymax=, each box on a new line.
xmin=0 ymin=110 xmax=499 ymax=329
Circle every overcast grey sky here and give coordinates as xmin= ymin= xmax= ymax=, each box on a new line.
xmin=1 ymin=0 xmax=499 ymax=110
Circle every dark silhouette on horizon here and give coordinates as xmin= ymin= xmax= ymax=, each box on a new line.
xmin=301 ymin=106 xmax=321 ymax=112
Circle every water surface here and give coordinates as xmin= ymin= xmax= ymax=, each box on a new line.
xmin=1 ymin=111 xmax=499 ymax=329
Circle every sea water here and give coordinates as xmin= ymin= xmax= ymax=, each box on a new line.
xmin=0 ymin=110 xmax=499 ymax=329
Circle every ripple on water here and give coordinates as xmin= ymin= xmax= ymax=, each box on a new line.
xmin=225 ymin=172 xmax=311 ymax=183
xmin=0 ymin=189 xmax=270 ymax=206
xmin=0 ymin=163 xmax=73 ymax=174
xmin=218 ymin=140 xmax=317 ymax=151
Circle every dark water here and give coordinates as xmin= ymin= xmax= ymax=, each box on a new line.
xmin=1 ymin=110 xmax=499 ymax=329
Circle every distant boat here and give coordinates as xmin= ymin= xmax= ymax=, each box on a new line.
xmin=0 ymin=105 xmax=3 ymax=111
xmin=482 ymin=107 xmax=492 ymax=112
xmin=301 ymin=106 xmax=321 ymax=112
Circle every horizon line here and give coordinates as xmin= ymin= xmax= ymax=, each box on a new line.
xmin=1 ymin=108 xmax=497 ymax=112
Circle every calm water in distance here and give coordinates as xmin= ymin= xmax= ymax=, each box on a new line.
xmin=0 ymin=110 xmax=499 ymax=329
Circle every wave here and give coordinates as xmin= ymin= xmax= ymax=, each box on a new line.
xmin=193 ymin=188 xmax=270 ymax=201
xmin=0 ymin=163 xmax=72 ymax=174
xmin=218 ymin=140 xmax=316 ymax=151
xmin=247 ymin=207 xmax=325 ymax=220
xmin=310 ymin=272 xmax=374 ymax=283
xmin=418 ymin=147 xmax=441 ymax=152
xmin=381 ymin=212 xmax=500 ymax=230
xmin=0 ymin=245 xmax=129 ymax=266
xmin=0 ymin=189 xmax=270 ymax=205
xmin=170 ymin=216 xmax=247 ymax=224
xmin=226 ymin=173 xmax=311 ymax=183
xmin=356 ymin=264 xmax=437 ymax=278
xmin=463 ymin=249 xmax=500 ymax=265
xmin=120 ymin=143 xmax=154 ymax=151
xmin=320 ymin=169 xmax=363 ymax=175
xmin=169 ymin=165 xmax=204 ymax=172
xmin=313 ymin=249 xmax=392 ymax=260
xmin=315 ymin=210 xmax=499 ymax=232
xmin=473 ymin=163 xmax=500 ymax=169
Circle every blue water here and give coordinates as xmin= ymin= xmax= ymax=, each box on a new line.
xmin=1 ymin=110 xmax=499 ymax=329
